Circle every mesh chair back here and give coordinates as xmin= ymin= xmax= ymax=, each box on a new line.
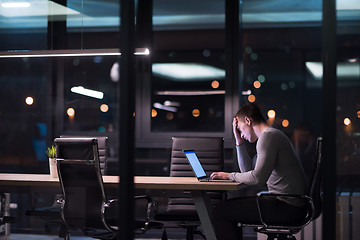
xmin=60 ymin=136 xmax=108 ymax=175
xmin=168 ymin=137 xmax=224 ymax=213
xmin=308 ymin=137 xmax=324 ymax=220
xmin=55 ymin=138 xmax=106 ymax=231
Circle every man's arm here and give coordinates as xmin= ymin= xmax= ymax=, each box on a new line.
xmin=231 ymin=130 xmax=277 ymax=185
xmin=236 ymin=144 xmax=253 ymax=172
xmin=210 ymin=118 xmax=253 ymax=181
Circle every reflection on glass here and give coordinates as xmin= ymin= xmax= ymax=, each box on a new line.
xmin=63 ymin=56 xmax=118 ymax=132
xmin=151 ymin=58 xmax=225 ymax=132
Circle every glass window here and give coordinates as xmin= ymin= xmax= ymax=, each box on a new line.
xmin=146 ymin=0 xmax=227 ymax=136
xmin=0 ymin=58 xmax=49 ymax=170
xmin=151 ymin=52 xmax=226 ymax=132
xmin=336 ymin=2 xmax=360 ymax=239
xmin=62 ymin=56 xmax=119 ymax=133
xmin=0 ymin=0 xmax=122 ymax=174
xmin=241 ymin=2 xmax=323 ymax=186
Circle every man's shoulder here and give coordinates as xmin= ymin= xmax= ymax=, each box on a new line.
xmin=263 ymin=127 xmax=283 ymax=137
xmin=260 ymin=127 xmax=288 ymax=143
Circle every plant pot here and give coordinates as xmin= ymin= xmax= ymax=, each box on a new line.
xmin=49 ymin=158 xmax=58 ymax=178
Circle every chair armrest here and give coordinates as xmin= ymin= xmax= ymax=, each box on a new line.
xmin=56 ymin=196 xmax=64 ymax=205
xmin=255 ymin=192 xmax=312 ymax=229
xmin=102 ymin=195 xmax=154 ymax=233
xmin=134 ymin=195 xmax=153 ymax=232
xmin=0 ymin=216 xmax=16 ymax=225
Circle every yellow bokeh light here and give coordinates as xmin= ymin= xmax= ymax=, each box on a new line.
xmin=211 ymin=80 xmax=220 ymax=89
xmin=151 ymin=109 xmax=157 ymax=117
xmin=67 ymin=108 xmax=75 ymax=117
xmin=248 ymin=94 xmax=256 ymax=103
xmin=25 ymin=96 xmax=34 ymax=105
xmin=344 ymin=118 xmax=351 ymax=126
xmin=253 ymin=80 xmax=261 ymax=89
xmin=192 ymin=109 xmax=200 ymax=117
xmin=267 ymin=110 xmax=276 ymax=119
xmin=357 ymin=111 xmax=360 ymax=118
xmin=282 ymin=119 xmax=289 ymax=128
xmin=100 ymin=104 xmax=109 ymax=113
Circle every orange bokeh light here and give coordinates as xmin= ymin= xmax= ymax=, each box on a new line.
xmin=192 ymin=109 xmax=200 ymax=117
xmin=100 ymin=104 xmax=109 ymax=113
xmin=248 ymin=94 xmax=256 ymax=102
xmin=253 ymin=80 xmax=261 ymax=89
xmin=151 ymin=109 xmax=157 ymax=117
xmin=282 ymin=119 xmax=289 ymax=128
xmin=211 ymin=80 xmax=220 ymax=89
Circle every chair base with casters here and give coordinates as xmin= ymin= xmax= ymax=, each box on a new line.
xmin=25 ymin=194 xmax=67 ymax=237
xmin=58 ymin=195 xmax=164 ymax=240
xmin=154 ymin=214 xmax=206 ymax=240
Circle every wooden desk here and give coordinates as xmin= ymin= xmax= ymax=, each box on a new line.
xmin=0 ymin=174 xmax=243 ymax=240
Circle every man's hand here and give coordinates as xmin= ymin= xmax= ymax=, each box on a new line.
xmin=210 ymin=172 xmax=230 ymax=180
xmin=233 ymin=117 xmax=244 ymax=146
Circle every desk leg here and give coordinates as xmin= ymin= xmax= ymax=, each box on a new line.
xmin=191 ymin=190 xmax=217 ymax=240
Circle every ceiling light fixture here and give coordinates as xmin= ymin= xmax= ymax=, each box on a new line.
xmin=0 ymin=48 xmax=150 ymax=58
xmin=306 ymin=62 xmax=360 ymax=80
xmin=71 ymin=86 xmax=104 ymax=99
xmin=153 ymin=103 xmax=177 ymax=112
xmin=152 ymin=63 xmax=225 ymax=81
xmin=1 ymin=2 xmax=31 ymax=8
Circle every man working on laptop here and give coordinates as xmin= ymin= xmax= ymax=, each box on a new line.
xmin=210 ymin=103 xmax=308 ymax=240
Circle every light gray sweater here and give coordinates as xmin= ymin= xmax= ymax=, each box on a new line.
xmin=229 ymin=127 xmax=307 ymax=195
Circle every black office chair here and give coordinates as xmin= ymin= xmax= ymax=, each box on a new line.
xmin=0 ymin=192 xmax=16 ymax=226
xmin=242 ymin=137 xmax=324 ymax=240
xmin=54 ymin=137 xmax=163 ymax=240
xmin=26 ymin=136 xmax=109 ymax=237
xmin=60 ymin=136 xmax=108 ymax=175
xmin=155 ymin=137 xmax=224 ymax=240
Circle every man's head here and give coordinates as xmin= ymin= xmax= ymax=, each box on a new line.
xmin=234 ymin=103 xmax=266 ymax=143
xmin=235 ymin=103 xmax=266 ymax=124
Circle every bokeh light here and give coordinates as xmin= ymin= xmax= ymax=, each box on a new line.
xmin=282 ymin=119 xmax=289 ymax=127
xmin=267 ymin=110 xmax=276 ymax=119
xmin=248 ymin=94 xmax=256 ymax=102
xmin=67 ymin=108 xmax=75 ymax=117
xmin=25 ymin=96 xmax=34 ymax=105
xmin=253 ymin=80 xmax=261 ymax=89
xmin=258 ymin=75 xmax=265 ymax=83
xmin=192 ymin=109 xmax=200 ymax=117
xmin=151 ymin=109 xmax=158 ymax=117
xmin=100 ymin=104 xmax=109 ymax=113
xmin=344 ymin=118 xmax=351 ymax=126
xmin=211 ymin=80 xmax=220 ymax=89
xmin=166 ymin=112 xmax=174 ymax=120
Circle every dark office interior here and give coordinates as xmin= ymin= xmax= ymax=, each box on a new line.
xmin=0 ymin=0 xmax=359 ymax=239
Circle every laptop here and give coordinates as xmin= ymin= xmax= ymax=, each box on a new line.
xmin=183 ymin=149 xmax=233 ymax=182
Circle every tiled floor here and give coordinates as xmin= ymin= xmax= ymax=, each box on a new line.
xmin=0 ymin=231 xmax=257 ymax=240
xmin=0 ymin=234 xmax=162 ymax=240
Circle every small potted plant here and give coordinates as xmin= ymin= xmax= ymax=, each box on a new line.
xmin=46 ymin=145 xmax=56 ymax=159
xmin=46 ymin=145 xmax=58 ymax=178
